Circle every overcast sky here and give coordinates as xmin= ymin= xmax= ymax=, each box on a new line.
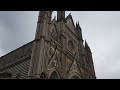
xmin=0 ymin=11 xmax=120 ymax=79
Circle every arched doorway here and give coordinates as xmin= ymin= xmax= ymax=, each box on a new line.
xmin=68 ymin=72 xmax=81 ymax=79
xmin=48 ymin=68 xmax=61 ymax=79
xmin=50 ymin=71 xmax=60 ymax=79
xmin=71 ymin=75 xmax=80 ymax=79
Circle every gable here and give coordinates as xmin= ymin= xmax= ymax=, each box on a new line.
xmin=48 ymin=48 xmax=61 ymax=69
xmin=65 ymin=14 xmax=76 ymax=33
xmin=69 ymin=60 xmax=80 ymax=73
xmin=67 ymin=54 xmax=82 ymax=76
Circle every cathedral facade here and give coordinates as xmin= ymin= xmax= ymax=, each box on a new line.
xmin=0 ymin=11 xmax=96 ymax=79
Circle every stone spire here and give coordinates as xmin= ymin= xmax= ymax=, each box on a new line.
xmin=35 ymin=11 xmax=52 ymax=40
xmin=57 ymin=11 xmax=65 ymax=22
xmin=76 ymin=21 xmax=83 ymax=41
xmin=28 ymin=11 xmax=52 ymax=79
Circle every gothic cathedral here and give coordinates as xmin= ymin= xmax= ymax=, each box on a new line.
xmin=0 ymin=11 xmax=96 ymax=79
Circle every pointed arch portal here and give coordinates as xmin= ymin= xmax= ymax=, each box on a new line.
xmin=70 ymin=75 xmax=80 ymax=79
xmin=49 ymin=71 xmax=60 ymax=79
xmin=68 ymin=72 xmax=81 ymax=79
xmin=48 ymin=68 xmax=61 ymax=79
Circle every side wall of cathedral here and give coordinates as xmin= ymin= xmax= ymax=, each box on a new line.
xmin=0 ymin=41 xmax=34 ymax=79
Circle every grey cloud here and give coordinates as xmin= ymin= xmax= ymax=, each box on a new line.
xmin=0 ymin=11 xmax=39 ymax=55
